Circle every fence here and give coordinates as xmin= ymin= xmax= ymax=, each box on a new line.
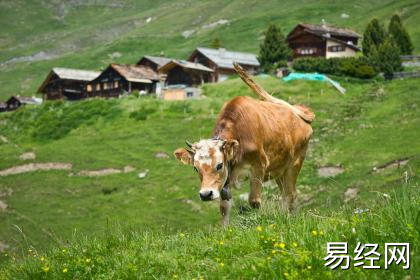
xmin=393 ymin=71 xmax=420 ymax=79
xmin=400 ymin=55 xmax=420 ymax=61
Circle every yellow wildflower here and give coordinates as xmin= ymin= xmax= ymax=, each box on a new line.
xmin=219 ymin=241 xmax=224 ymax=245
xmin=220 ymin=262 xmax=224 ymax=267
xmin=62 ymin=249 xmax=66 ymax=253
xmin=292 ymin=242 xmax=298 ymax=247
xmin=28 ymin=249 xmax=32 ymax=253
xmin=284 ymin=272 xmax=289 ymax=277
xmin=267 ymin=256 xmax=271 ymax=260
xmin=320 ymin=230 xmax=324 ymax=236
xmin=272 ymin=250 xmax=277 ymax=254
xmin=269 ymin=224 xmax=275 ymax=228
xmin=311 ymin=230 xmax=318 ymax=236
xmin=256 ymin=226 xmax=263 ymax=232
xmin=85 ymin=258 xmax=91 ymax=263
xmin=42 ymin=266 xmax=49 ymax=273
xmin=62 ymin=268 xmax=68 ymax=273
xmin=279 ymin=242 xmax=286 ymax=249
xmin=307 ymin=266 xmax=312 ymax=270
xmin=40 ymin=257 xmax=45 ymax=262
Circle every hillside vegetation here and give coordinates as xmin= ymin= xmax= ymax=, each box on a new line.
xmin=0 ymin=76 xmax=419 ymax=278
xmin=1 ymin=0 xmax=420 ymax=99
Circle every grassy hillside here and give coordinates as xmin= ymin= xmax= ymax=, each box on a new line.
xmin=0 ymin=75 xmax=419 ymax=278
xmin=1 ymin=0 xmax=420 ymax=99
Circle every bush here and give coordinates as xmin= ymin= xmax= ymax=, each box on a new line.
xmin=292 ymin=57 xmax=378 ymax=79
xmin=129 ymin=103 xmax=158 ymax=121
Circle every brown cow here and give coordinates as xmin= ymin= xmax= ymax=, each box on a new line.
xmin=174 ymin=63 xmax=314 ymax=226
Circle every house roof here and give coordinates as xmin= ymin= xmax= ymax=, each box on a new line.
xmin=290 ymin=23 xmax=360 ymax=39
xmin=7 ymin=96 xmax=43 ymax=105
xmin=38 ymin=68 xmax=101 ymax=93
xmin=190 ymin=47 xmax=260 ymax=69
xmin=52 ymin=67 xmax=101 ymax=81
xmin=159 ymin=60 xmax=214 ymax=73
xmin=138 ymin=56 xmax=173 ymax=67
xmin=109 ymin=64 xmax=159 ymax=83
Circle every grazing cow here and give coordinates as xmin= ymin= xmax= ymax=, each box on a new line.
xmin=174 ymin=63 xmax=315 ymax=226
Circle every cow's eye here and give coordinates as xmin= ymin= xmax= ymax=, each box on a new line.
xmin=216 ymin=163 xmax=223 ymax=171
xmin=194 ymin=167 xmax=198 ymax=173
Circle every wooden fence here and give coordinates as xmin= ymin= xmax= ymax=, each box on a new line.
xmin=400 ymin=55 xmax=420 ymax=61
xmin=392 ymin=71 xmax=420 ymax=79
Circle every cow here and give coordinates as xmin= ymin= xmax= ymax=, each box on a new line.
xmin=174 ymin=63 xmax=315 ymax=226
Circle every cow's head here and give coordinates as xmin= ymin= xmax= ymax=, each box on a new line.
xmin=174 ymin=139 xmax=239 ymax=201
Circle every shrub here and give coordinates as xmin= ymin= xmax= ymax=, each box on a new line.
xmin=129 ymin=103 xmax=158 ymax=121
xmin=292 ymin=57 xmax=377 ymax=79
xmin=258 ymin=23 xmax=291 ymax=72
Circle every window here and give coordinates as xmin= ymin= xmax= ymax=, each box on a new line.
xmin=87 ymin=85 xmax=92 ymax=92
xmin=298 ymin=48 xmax=316 ymax=55
xmin=187 ymin=91 xmax=194 ymax=98
xmin=96 ymin=84 xmax=100 ymax=91
xmin=328 ymin=45 xmax=345 ymax=52
xmin=114 ymin=81 xmax=119 ymax=88
xmin=104 ymin=83 xmax=109 ymax=90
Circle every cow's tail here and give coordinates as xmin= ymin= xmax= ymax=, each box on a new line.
xmin=233 ymin=63 xmax=315 ymax=123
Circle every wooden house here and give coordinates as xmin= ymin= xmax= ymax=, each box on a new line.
xmin=38 ymin=68 xmax=101 ymax=100
xmin=88 ymin=64 xmax=160 ymax=97
xmin=6 ymin=96 xmax=42 ymax=111
xmin=158 ymin=60 xmax=214 ymax=87
xmin=0 ymin=102 xmax=7 ymax=113
xmin=161 ymin=86 xmax=201 ymax=101
xmin=188 ymin=47 xmax=260 ymax=82
xmin=136 ymin=55 xmax=172 ymax=72
xmin=287 ymin=23 xmax=360 ymax=59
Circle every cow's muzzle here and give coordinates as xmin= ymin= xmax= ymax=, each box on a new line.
xmin=199 ymin=189 xmax=219 ymax=201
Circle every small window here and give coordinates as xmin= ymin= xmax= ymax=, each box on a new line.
xmin=114 ymin=81 xmax=119 ymax=88
xmin=328 ymin=45 xmax=345 ymax=52
xmin=87 ymin=85 xmax=92 ymax=92
xmin=104 ymin=83 xmax=109 ymax=90
xmin=187 ymin=91 xmax=194 ymax=98
xmin=96 ymin=84 xmax=100 ymax=91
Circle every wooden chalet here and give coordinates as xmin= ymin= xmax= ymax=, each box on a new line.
xmin=287 ymin=23 xmax=361 ymax=59
xmin=158 ymin=60 xmax=214 ymax=87
xmin=38 ymin=68 xmax=101 ymax=100
xmin=188 ymin=47 xmax=260 ymax=82
xmin=136 ymin=55 xmax=172 ymax=72
xmin=88 ymin=64 xmax=160 ymax=97
xmin=0 ymin=102 xmax=7 ymax=113
xmin=6 ymin=96 xmax=42 ymax=111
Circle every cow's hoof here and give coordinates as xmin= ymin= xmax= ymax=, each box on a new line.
xmin=249 ymin=200 xmax=261 ymax=209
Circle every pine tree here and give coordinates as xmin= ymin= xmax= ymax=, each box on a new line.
xmin=211 ymin=37 xmax=222 ymax=49
xmin=374 ymin=37 xmax=402 ymax=79
xmin=362 ymin=19 xmax=387 ymax=57
xmin=388 ymin=14 xmax=413 ymax=55
xmin=258 ymin=23 xmax=291 ymax=72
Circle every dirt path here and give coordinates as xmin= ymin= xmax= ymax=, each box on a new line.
xmin=0 ymin=163 xmax=72 ymax=176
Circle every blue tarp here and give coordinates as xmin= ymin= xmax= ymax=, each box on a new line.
xmin=283 ymin=72 xmax=346 ymax=94
xmin=283 ymin=72 xmax=327 ymax=82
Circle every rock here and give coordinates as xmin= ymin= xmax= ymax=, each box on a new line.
xmin=341 ymin=13 xmax=350 ymax=19
xmin=108 ymin=52 xmax=122 ymax=59
xmin=344 ymin=188 xmax=358 ymax=203
xmin=373 ymin=158 xmax=409 ymax=172
xmin=19 ymin=152 xmax=36 ymax=160
xmin=202 ymin=19 xmax=229 ymax=29
xmin=182 ymin=29 xmax=195 ymax=38
xmin=146 ymin=17 xmax=152 ymax=23
xmin=155 ymin=152 xmax=169 ymax=159
xmin=0 ymin=200 xmax=7 ymax=211
xmin=138 ymin=169 xmax=149 ymax=179
xmin=123 ymin=165 xmax=135 ymax=173
xmin=318 ymin=166 xmax=344 ymax=177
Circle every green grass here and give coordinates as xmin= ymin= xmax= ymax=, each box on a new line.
xmin=1 ymin=183 xmax=418 ymax=279
xmin=1 ymin=0 xmax=420 ymax=99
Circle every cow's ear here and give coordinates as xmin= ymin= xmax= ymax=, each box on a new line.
xmin=223 ymin=139 xmax=239 ymax=161
xmin=174 ymin=148 xmax=194 ymax=165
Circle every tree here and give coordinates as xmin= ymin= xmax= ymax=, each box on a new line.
xmin=388 ymin=14 xmax=413 ymax=55
xmin=373 ymin=37 xmax=402 ymax=79
xmin=211 ymin=37 xmax=222 ymax=49
xmin=362 ymin=19 xmax=387 ymax=57
xmin=258 ymin=23 xmax=291 ymax=72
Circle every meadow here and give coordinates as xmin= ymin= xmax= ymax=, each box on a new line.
xmin=0 ymin=76 xmax=419 ymax=278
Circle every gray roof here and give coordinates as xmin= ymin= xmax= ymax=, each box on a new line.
xmin=298 ymin=23 xmax=360 ymax=38
xmin=142 ymin=56 xmax=172 ymax=67
xmin=194 ymin=47 xmax=260 ymax=69
xmin=160 ymin=60 xmax=214 ymax=73
xmin=52 ymin=67 xmax=101 ymax=81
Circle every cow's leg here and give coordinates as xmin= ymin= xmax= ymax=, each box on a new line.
xmin=249 ymin=168 xmax=264 ymax=209
xmin=275 ymin=157 xmax=304 ymax=212
xmin=220 ymin=199 xmax=232 ymax=227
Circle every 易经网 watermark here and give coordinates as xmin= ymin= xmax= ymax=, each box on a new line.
xmin=324 ymin=242 xmax=410 ymax=270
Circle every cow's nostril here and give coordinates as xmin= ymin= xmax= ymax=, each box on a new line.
xmin=199 ymin=190 xmax=213 ymax=201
